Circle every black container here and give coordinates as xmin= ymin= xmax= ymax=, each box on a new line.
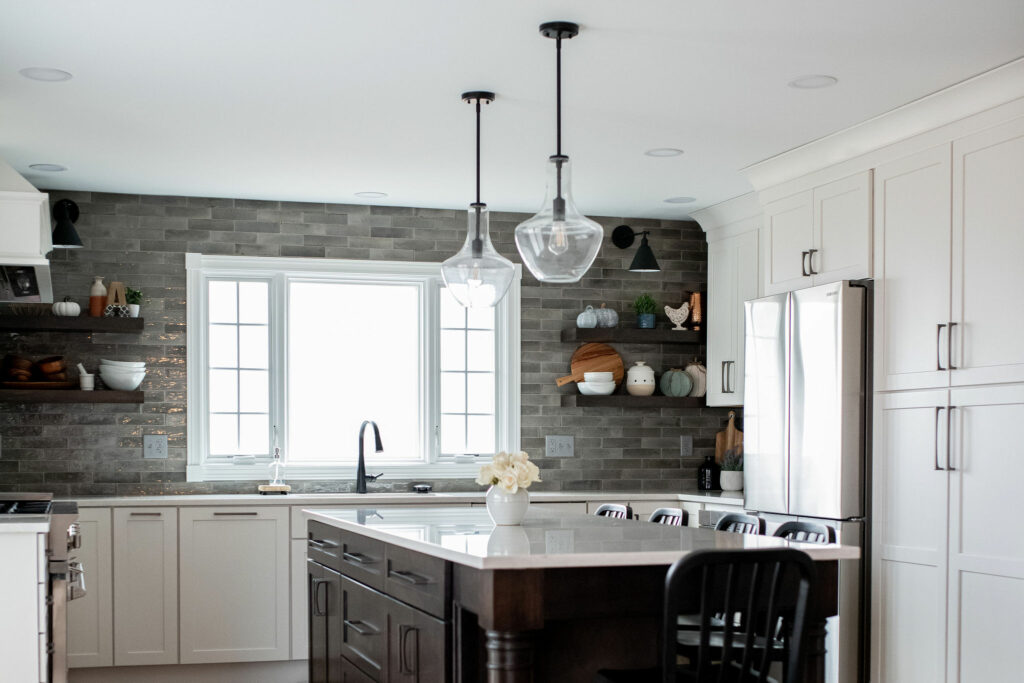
xmin=697 ymin=454 xmax=721 ymax=491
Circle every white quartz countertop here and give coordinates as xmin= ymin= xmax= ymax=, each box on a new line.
xmin=0 ymin=516 xmax=50 ymax=533
xmin=303 ymin=506 xmax=859 ymax=570
xmin=68 ymin=489 xmax=744 ymax=507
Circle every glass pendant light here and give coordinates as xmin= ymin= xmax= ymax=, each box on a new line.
xmin=441 ymin=91 xmax=516 ymax=308
xmin=515 ymin=21 xmax=603 ymax=283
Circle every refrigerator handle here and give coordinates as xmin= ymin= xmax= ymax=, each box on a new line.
xmin=934 ymin=407 xmax=944 ymax=471
xmin=800 ymin=250 xmax=810 ymax=277
xmin=946 ymin=406 xmax=957 ymax=471
xmin=936 ymin=323 xmax=947 ymax=370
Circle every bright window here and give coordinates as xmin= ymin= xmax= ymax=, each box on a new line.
xmin=185 ymin=254 xmax=520 ymax=481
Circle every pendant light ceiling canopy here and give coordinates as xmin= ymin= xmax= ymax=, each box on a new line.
xmin=514 ymin=21 xmax=603 ymax=284
xmin=440 ymin=91 xmax=516 ymax=309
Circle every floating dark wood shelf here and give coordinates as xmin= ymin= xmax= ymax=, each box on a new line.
xmin=0 ymin=315 xmax=144 ymax=333
xmin=560 ymin=394 xmax=704 ymax=409
xmin=0 ymin=389 xmax=144 ymax=404
xmin=560 ymin=327 xmax=704 ymax=344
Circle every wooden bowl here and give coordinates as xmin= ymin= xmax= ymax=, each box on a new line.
xmin=45 ymin=371 xmax=69 ymax=381
xmin=3 ymin=354 xmax=33 ymax=372
xmin=37 ymin=356 xmax=66 ymax=375
xmin=7 ymin=369 xmax=32 ymax=382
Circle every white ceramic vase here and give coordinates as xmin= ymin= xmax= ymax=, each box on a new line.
xmin=486 ymin=526 xmax=531 ymax=555
xmin=486 ymin=486 xmax=530 ymax=525
xmin=128 ymin=304 xmax=140 ymax=318
xmin=720 ymin=471 xmax=744 ymax=492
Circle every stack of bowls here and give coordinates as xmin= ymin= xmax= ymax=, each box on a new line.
xmin=99 ymin=359 xmax=146 ymax=391
xmin=576 ymin=371 xmax=616 ymax=396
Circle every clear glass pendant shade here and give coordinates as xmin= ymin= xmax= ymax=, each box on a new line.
xmin=441 ymin=204 xmax=515 ymax=308
xmin=514 ymin=155 xmax=603 ymax=283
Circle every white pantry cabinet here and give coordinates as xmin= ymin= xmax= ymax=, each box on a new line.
xmin=112 ymin=508 xmax=177 ymax=665
xmin=761 ymin=171 xmax=872 ymax=295
xmin=179 ymin=506 xmax=290 ymax=663
xmin=950 ymin=116 xmax=1024 ymax=387
xmin=67 ymin=507 xmax=113 ymax=668
xmin=706 ymin=228 xmax=758 ymax=406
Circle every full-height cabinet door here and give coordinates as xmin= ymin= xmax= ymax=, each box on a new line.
xmin=707 ymin=229 xmax=758 ymax=406
xmin=67 ymin=507 xmax=113 ymax=668
xmin=945 ymin=384 xmax=1024 ymax=683
xmin=112 ymin=508 xmax=178 ymax=665
xmin=811 ymin=171 xmax=872 ymax=283
xmin=388 ymin=594 xmax=449 ymax=683
xmin=871 ymin=390 xmax=950 ymax=683
xmin=873 ymin=145 xmax=953 ymax=392
xmin=762 ymin=190 xmax=814 ymax=295
xmin=951 ymin=117 xmax=1024 ymax=387
xmin=308 ymin=561 xmax=327 ymax=683
xmin=179 ymin=506 xmax=290 ymax=663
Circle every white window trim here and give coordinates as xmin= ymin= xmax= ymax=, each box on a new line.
xmin=185 ymin=253 xmax=521 ymax=482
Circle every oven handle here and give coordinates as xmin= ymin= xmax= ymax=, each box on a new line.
xmin=67 ymin=561 xmax=87 ymax=601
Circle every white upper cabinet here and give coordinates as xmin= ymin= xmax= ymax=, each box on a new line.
xmin=950 ymin=117 xmax=1024 ymax=387
xmin=707 ymin=229 xmax=758 ymax=406
xmin=873 ymin=145 xmax=953 ymax=392
xmin=112 ymin=508 xmax=178 ymax=666
xmin=762 ymin=171 xmax=872 ymax=295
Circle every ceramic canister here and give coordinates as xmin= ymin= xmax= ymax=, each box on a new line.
xmin=626 ymin=361 xmax=656 ymax=396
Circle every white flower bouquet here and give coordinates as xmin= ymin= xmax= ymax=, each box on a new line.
xmin=475 ymin=451 xmax=541 ymax=494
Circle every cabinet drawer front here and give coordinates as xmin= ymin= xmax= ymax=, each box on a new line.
xmin=337 ymin=528 xmax=386 ymax=590
xmin=385 ymin=545 xmax=450 ymax=619
xmin=341 ymin=656 xmax=379 ymax=683
xmin=340 ymin=576 xmax=387 ymax=681
xmin=307 ymin=520 xmax=342 ymax=568
xmin=387 ymin=595 xmax=449 ymax=683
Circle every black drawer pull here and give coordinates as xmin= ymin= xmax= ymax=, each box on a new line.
xmin=344 ymin=619 xmax=379 ymax=636
xmin=213 ymin=511 xmax=259 ymax=516
xmin=129 ymin=512 xmax=162 ymax=517
xmin=343 ymin=551 xmax=376 ymax=565
xmin=389 ymin=568 xmax=431 ymax=585
xmin=308 ymin=538 xmax=338 ymax=550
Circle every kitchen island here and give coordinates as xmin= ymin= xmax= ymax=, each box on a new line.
xmin=304 ymin=506 xmax=858 ymax=683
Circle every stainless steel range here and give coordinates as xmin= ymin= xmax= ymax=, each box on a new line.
xmin=0 ymin=493 xmax=85 ymax=683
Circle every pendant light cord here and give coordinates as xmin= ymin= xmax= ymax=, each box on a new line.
xmin=472 ymin=96 xmax=484 ymax=257
xmin=556 ymin=35 xmax=563 ymax=157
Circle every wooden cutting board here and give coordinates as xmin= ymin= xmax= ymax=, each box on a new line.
xmin=715 ymin=410 xmax=743 ymax=464
xmin=555 ymin=343 xmax=624 ymax=387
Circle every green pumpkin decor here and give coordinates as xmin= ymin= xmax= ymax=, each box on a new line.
xmin=660 ymin=368 xmax=693 ymax=397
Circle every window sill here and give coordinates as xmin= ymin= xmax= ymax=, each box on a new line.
xmin=187 ymin=462 xmax=485 ymax=483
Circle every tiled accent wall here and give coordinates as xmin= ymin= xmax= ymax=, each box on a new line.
xmin=0 ymin=191 xmax=739 ymax=496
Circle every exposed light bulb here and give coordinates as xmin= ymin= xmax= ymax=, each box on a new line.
xmin=467 ymin=264 xmax=483 ymax=289
xmin=548 ymin=220 xmax=569 ymax=255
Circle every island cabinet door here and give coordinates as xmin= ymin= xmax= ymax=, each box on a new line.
xmin=340 ymin=575 xmax=388 ymax=681
xmin=308 ymin=561 xmax=328 ymax=683
xmin=178 ymin=506 xmax=290 ymax=664
xmin=387 ymin=596 xmax=448 ymax=683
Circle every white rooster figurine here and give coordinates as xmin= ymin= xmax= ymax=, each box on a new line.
xmin=664 ymin=302 xmax=691 ymax=331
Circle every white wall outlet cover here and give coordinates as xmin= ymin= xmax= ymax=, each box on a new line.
xmin=680 ymin=435 xmax=693 ymax=458
xmin=545 ymin=435 xmax=574 ymax=458
xmin=143 ymin=434 xmax=169 ymax=459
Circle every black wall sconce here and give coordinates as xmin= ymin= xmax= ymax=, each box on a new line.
xmin=51 ymin=199 xmax=83 ymax=248
xmin=611 ymin=224 xmax=660 ymax=272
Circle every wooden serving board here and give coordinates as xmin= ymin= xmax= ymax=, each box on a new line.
xmin=555 ymin=343 xmax=624 ymax=387
xmin=715 ymin=410 xmax=743 ymax=464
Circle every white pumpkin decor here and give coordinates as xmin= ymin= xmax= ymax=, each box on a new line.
xmin=594 ymin=303 xmax=619 ymax=328
xmin=52 ymin=297 xmax=80 ymax=317
xmin=576 ymin=305 xmax=598 ymax=328
xmin=684 ymin=361 xmax=707 ymax=398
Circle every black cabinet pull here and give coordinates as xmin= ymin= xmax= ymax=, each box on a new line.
xmin=934 ymin=407 xmax=944 ymax=471
xmin=343 ymin=551 xmax=376 ymax=565
xmin=800 ymin=251 xmax=810 ymax=276
xmin=807 ymin=248 xmax=819 ymax=275
xmin=946 ymin=406 xmax=957 ymax=472
xmin=310 ymin=579 xmax=328 ymax=617
xmin=399 ymin=624 xmax=419 ymax=674
xmin=213 ymin=511 xmax=258 ymax=516
xmin=308 ymin=538 xmax=338 ymax=550
xmin=344 ymin=619 xmax=379 ymax=636
xmin=948 ymin=322 xmax=958 ymax=370
xmin=936 ymin=324 xmax=947 ymax=370
xmin=389 ymin=568 xmax=430 ymax=585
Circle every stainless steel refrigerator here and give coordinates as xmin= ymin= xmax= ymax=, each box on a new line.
xmin=743 ymin=280 xmax=869 ymax=683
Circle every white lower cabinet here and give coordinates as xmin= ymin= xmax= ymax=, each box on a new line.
xmin=68 ymin=507 xmax=113 ymax=668
xmin=112 ymin=507 xmax=178 ymax=665
xmin=179 ymin=506 xmax=290 ymax=663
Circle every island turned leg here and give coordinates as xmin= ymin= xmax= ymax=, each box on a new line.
xmin=484 ymin=630 xmax=535 ymax=683
xmin=800 ymin=618 xmax=828 ymax=683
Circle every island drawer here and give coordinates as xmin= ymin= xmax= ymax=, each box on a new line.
xmin=385 ymin=544 xmax=451 ymax=619
xmin=307 ymin=520 xmax=342 ymax=567
xmin=340 ymin=576 xmax=387 ymax=681
xmin=338 ymin=527 xmax=386 ymax=591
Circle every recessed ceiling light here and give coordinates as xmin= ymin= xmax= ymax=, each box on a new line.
xmin=354 ymin=191 xmax=388 ymax=199
xmin=664 ymin=196 xmax=696 ymax=204
xmin=19 ymin=67 xmax=73 ymax=82
xmin=788 ymin=75 xmax=838 ymax=90
xmin=29 ymin=163 xmax=68 ymax=172
xmin=644 ymin=148 xmax=684 ymax=157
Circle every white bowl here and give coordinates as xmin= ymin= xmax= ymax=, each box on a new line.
xmin=99 ymin=364 xmax=147 ymax=375
xmin=577 ymin=381 xmax=616 ymax=396
xmin=99 ymin=371 xmax=145 ymax=391
xmin=100 ymin=359 xmax=146 ymax=368
xmin=583 ymin=371 xmax=614 ymax=383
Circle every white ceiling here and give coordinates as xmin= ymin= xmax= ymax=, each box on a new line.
xmin=2 ymin=1 xmax=1023 ymax=219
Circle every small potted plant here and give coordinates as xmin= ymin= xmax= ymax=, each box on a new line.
xmin=476 ymin=451 xmax=541 ymax=525
xmin=720 ymin=450 xmax=744 ymax=491
xmin=125 ymin=287 xmax=143 ymax=318
xmin=632 ymin=292 xmax=657 ymax=329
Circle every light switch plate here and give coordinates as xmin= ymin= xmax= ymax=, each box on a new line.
xmin=545 ymin=435 xmax=574 ymax=458
xmin=680 ymin=435 xmax=693 ymax=458
xmin=144 ymin=434 xmax=168 ymax=459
